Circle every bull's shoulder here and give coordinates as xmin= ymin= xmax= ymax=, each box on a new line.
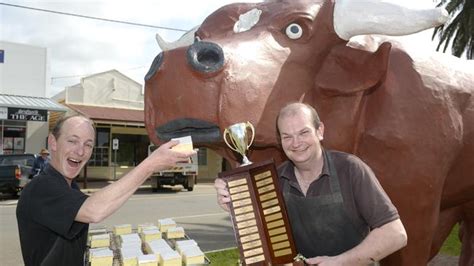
xmin=351 ymin=36 xmax=474 ymax=92
xmin=383 ymin=43 xmax=473 ymax=114
xmin=412 ymin=53 xmax=474 ymax=90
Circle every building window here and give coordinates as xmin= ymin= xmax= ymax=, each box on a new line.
xmin=198 ymin=148 xmax=207 ymax=165
xmin=1 ymin=120 xmax=26 ymax=154
xmin=112 ymin=133 xmax=149 ymax=167
xmin=88 ymin=127 xmax=110 ymax=167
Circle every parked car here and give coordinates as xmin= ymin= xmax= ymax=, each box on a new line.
xmin=0 ymin=154 xmax=36 ymax=197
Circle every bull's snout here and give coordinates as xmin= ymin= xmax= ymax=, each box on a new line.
xmin=187 ymin=41 xmax=224 ymax=75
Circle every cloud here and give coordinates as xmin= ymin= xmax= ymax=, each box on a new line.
xmin=0 ymin=0 xmax=442 ymax=97
xmin=2 ymin=0 xmax=260 ymax=96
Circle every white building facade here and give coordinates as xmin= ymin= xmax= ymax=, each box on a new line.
xmin=53 ymin=69 xmax=222 ymax=181
xmin=52 ymin=69 xmax=145 ymax=180
xmin=0 ymin=41 xmax=66 ymax=155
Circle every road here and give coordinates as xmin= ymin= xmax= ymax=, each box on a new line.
xmin=1 ymin=181 xmax=458 ymax=265
xmin=0 ymin=182 xmax=234 ymax=266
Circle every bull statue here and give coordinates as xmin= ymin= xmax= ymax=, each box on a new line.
xmin=144 ymin=0 xmax=474 ymax=265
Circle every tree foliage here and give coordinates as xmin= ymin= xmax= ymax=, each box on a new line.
xmin=432 ymin=0 xmax=473 ymax=59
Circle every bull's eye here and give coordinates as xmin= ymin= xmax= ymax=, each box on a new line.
xmin=285 ymin=23 xmax=303 ymax=39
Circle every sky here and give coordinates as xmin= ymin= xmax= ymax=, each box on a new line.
xmin=0 ymin=0 xmax=446 ymax=97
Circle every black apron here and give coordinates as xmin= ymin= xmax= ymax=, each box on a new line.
xmin=283 ymin=153 xmax=366 ymax=258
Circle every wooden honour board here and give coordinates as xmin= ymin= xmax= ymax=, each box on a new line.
xmin=219 ymin=160 xmax=297 ymax=265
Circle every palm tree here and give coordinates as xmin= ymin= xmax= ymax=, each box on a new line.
xmin=432 ymin=0 xmax=473 ymax=59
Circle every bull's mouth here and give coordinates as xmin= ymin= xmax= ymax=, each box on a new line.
xmin=156 ymin=118 xmax=221 ymax=144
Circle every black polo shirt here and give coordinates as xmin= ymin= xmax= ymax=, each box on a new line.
xmin=16 ymin=164 xmax=89 ymax=266
xmin=278 ymin=149 xmax=399 ymax=232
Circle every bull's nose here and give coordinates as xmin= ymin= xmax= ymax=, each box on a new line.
xmin=144 ymin=52 xmax=164 ymax=81
xmin=187 ymin=41 xmax=224 ymax=74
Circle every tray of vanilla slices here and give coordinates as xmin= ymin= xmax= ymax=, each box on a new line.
xmin=86 ymin=218 xmax=210 ymax=266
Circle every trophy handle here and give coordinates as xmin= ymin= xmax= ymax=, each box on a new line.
xmin=223 ymin=128 xmax=239 ymax=152
xmin=246 ymin=121 xmax=255 ymax=148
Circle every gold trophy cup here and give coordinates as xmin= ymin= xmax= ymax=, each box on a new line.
xmin=223 ymin=122 xmax=255 ymax=166
xmin=219 ymin=121 xmax=298 ymax=265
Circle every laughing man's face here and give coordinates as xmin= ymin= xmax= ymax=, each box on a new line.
xmin=49 ymin=117 xmax=95 ymax=182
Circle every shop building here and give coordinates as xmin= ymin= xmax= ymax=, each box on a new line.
xmin=0 ymin=41 xmax=67 ymax=155
xmin=53 ymin=69 xmax=222 ymax=181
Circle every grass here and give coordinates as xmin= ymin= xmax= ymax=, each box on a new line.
xmin=205 ymin=248 xmax=240 ymax=265
xmin=439 ymin=223 xmax=461 ymax=256
xmin=204 ymin=224 xmax=462 ymax=263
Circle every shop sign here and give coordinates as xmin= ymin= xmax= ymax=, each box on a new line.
xmin=7 ymin=107 xmax=47 ymax=121
xmin=112 ymin=138 xmax=119 ymax=150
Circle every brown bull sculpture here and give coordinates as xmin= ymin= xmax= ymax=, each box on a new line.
xmin=144 ymin=0 xmax=474 ymax=265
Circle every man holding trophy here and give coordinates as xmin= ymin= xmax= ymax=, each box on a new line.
xmin=215 ymin=102 xmax=407 ymax=265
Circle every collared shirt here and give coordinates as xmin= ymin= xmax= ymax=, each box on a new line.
xmin=277 ymin=149 xmax=399 ymax=231
xmin=17 ymin=164 xmax=89 ymax=266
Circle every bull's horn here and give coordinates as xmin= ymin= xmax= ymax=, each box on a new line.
xmin=334 ymin=0 xmax=449 ymax=41
xmin=155 ymin=25 xmax=200 ymax=51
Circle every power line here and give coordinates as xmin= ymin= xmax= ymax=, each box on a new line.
xmin=0 ymin=2 xmax=188 ymax=32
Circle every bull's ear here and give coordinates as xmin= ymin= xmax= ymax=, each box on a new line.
xmin=315 ymin=42 xmax=391 ymax=95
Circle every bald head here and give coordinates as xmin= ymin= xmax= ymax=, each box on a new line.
xmin=52 ymin=114 xmax=96 ymax=139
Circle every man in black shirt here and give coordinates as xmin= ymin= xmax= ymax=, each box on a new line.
xmin=17 ymin=115 xmax=195 ymax=265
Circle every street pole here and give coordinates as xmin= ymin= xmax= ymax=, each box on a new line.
xmin=112 ymin=138 xmax=119 ymax=181
xmin=114 ymin=149 xmax=117 ymax=180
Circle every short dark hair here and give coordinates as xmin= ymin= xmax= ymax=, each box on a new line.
xmin=51 ymin=114 xmax=96 ymax=139
xmin=277 ymin=102 xmax=321 ymax=130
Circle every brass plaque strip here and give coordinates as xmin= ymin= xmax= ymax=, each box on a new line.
xmin=267 ymin=219 xmax=284 ymax=229
xmin=257 ymin=184 xmax=275 ymax=194
xmin=245 ymin=254 xmax=265 ymax=264
xmin=229 ymin=184 xmax=249 ymax=194
xmin=259 ymin=191 xmax=277 ymax=201
xmin=272 ymin=241 xmax=290 ymax=250
xmin=253 ymin=171 xmax=271 ymax=181
xmin=234 ymin=205 xmax=254 ymax=215
xmin=238 ymin=226 xmax=259 ymax=236
xmin=261 ymin=198 xmax=279 ymax=209
xmin=263 ymin=205 xmax=281 ymax=215
xmin=231 ymin=191 xmax=250 ymax=201
xmin=265 ymin=212 xmax=282 ymax=222
xmin=235 ymin=212 xmax=255 ymax=222
xmin=228 ymin=178 xmax=248 ymax=187
xmin=243 ymin=247 xmax=264 ymax=257
xmin=274 ymin=248 xmax=292 ymax=257
xmin=232 ymin=198 xmax=252 ymax=208
xmin=240 ymin=233 xmax=260 ymax=243
xmin=268 ymin=226 xmax=286 ymax=236
xmin=236 ymin=219 xmax=257 ymax=229
xmin=242 ymin=239 xmax=262 ymax=250
xmin=256 ymin=177 xmax=273 ymax=188
xmin=270 ymin=234 xmax=288 ymax=243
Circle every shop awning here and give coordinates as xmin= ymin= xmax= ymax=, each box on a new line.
xmin=66 ymin=104 xmax=144 ymax=123
xmin=0 ymin=94 xmax=67 ymax=112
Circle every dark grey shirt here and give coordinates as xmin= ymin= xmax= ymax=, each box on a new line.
xmin=278 ymin=149 xmax=399 ymax=234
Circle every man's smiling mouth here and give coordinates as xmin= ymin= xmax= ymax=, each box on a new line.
xmin=67 ymin=158 xmax=82 ymax=167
